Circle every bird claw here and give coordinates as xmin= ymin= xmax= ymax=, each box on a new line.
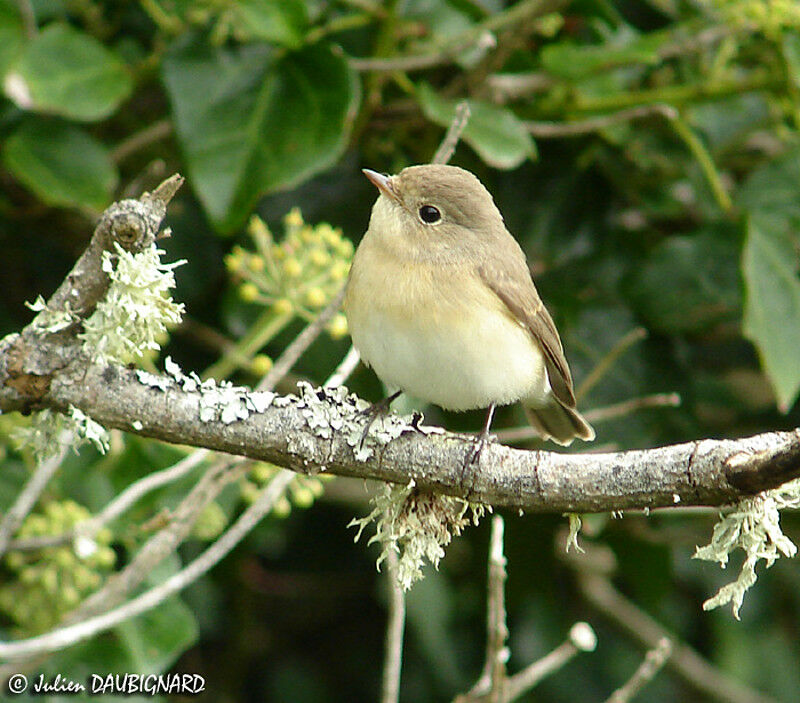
xmin=357 ymin=391 xmax=402 ymax=449
xmin=463 ymin=430 xmax=496 ymax=469
xmin=358 ymin=405 xmax=385 ymax=449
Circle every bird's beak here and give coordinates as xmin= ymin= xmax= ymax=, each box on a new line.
xmin=363 ymin=169 xmax=400 ymax=202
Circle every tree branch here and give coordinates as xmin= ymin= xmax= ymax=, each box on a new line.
xmin=3 ymin=351 xmax=798 ymax=512
xmin=604 ymin=637 xmax=672 ymax=703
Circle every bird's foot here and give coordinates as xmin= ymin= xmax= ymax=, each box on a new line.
xmin=464 ymin=428 xmax=496 ymax=469
xmin=460 ymin=404 xmax=498 ymax=493
xmin=358 ymin=390 xmax=402 ymax=449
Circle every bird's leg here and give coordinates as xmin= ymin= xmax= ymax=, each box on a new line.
xmin=359 ymin=390 xmax=403 ymax=448
xmin=464 ymin=403 xmax=497 ymax=469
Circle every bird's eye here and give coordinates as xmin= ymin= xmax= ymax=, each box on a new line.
xmin=418 ymin=205 xmax=442 ymax=224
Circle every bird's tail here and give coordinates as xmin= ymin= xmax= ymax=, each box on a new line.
xmin=522 ymin=397 xmax=595 ymax=447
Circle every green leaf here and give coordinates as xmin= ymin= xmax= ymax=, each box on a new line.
xmin=739 ymin=147 xmax=800 ymax=233
xmin=540 ymin=28 xmax=666 ymax=80
xmin=739 ymin=147 xmax=800 ymax=412
xmin=626 ymin=228 xmax=742 ymax=334
xmin=233 ymin=0 xmax=308 ymax=48
xmin=115 ymin=597 xmax=199 ymax=673
xmin=782 ymin=30 xmax=800 ymax=91
xmin=9 ymin=23 xmax=133 ymax=121
xmin=742 ymin=217 xmax=800 ymax=413
xmin=0 ymin=0 xmax=24 ymax=77
xmin=163 ymin=41 xmax=359 ymax=233
xmin=416 ymin=83 xmax=535 ymax=169
xmin=2 ymin=119 xmax=117 ymax=210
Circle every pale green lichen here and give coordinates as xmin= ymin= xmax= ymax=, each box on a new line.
xmin=693 ymin=478 xmax=800 ymax=618
xmin=137 ymin=356 xmax=276 ymax=425
xmin=564 ymin=512 xmax=585 ymax=553
xmin=16 ymin=244 xmax=181 ymax=460
xmin=14 ymin=407 xmax=109 ymax=462
xmin=80 ymin=243 xmax=185 ymax=364
xmin=25 ymin=295 xmax=79 ymax=333
xmin=66 ymin=407 xmax=110 ymax=455
xmin=291 ymin=381 xmax=442 ymax=461
xmin=350 ymin=481 xmax=489 ymax=591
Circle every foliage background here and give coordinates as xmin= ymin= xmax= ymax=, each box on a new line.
xmin=2 ymin=0 xmax=800 ymax=701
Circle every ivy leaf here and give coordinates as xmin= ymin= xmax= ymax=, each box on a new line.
xmin=7 ymin=23 xmax=132 ymax=121
xmin=232 ymin=0 xmax=308 ymax=48
xmin=417 ymin=83 xmax=535 ymax=169
xmin=2 ymin=119 xmax=117 ymax=210
xmin=742 ymin=218 xmax=800 ymax=413
xmin=163 ymin=41 xmax=359 ymax=233
xmin=0 ymin=1 xmax=24 ymax=77
xmin=540 ymin=27 xmax=667 ymax=80
xmin=739 ymin=148 xmax=800 ymax=412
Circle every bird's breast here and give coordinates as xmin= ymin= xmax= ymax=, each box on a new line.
xmin=344 ymin=236 xmax=549 ymax=410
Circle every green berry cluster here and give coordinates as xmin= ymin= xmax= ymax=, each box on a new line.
xmin=240 ymin=462 xmax=332 ymax=518
xmin=0 ymin=500 xmax=115 ymax=634
xmin=225 ymin=209 xmax=352 ymax=340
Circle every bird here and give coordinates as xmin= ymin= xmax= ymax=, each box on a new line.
xmin=343 ymin=164 xmax=594 ymax=461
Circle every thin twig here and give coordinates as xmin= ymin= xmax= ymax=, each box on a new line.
xmin=495 ymin=394 xmax=680 ymax=443
xmin=259 ymin=287 xmax=345 ymax=392
xmin=0 ymin=443 xmax=68 ymax=558
xmin=578 ymin=573 xmax=778 ymax=703
xmin=584 ymin=394 xmax=681 ymax=424
xmin=576 ymin=327 xmax=648 ymax=401
xmin=325 ymin=345 xmax=362 ymax=388
xmin=67 ymin=459 xmax=242 ymax=625
xmin=378 ymin=94 xmax=475 ymax=699
xmin=503 ymin=622 xmax=597 ymax=701
xmin=605 ymin=637 xmax=673 ymax=703
xmin=470 ymin=514 xmax=509 ymax=701
xmin=667 ymin=113 xmax=734 ymax=215
xmin=432 ymin=102 xmax=471 ymax=165
xmin=94 ymin=449 xmax=208 ymax=526
xmin=487 ymin=515 xmax=508 ymax=701
xmin=110 ymin=119 xmax=173 ymax=164
xmin=381 ymin=549 xmax=406 ymax=703
xmin=7 ymin=450 xmax=210 ymax=552
xmin=0 ymin=470 xmax=295 ymax=661
xmin=526 ymin=105 xmax=678 ymax=138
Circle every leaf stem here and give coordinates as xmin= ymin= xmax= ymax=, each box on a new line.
xmin=668 ymin=113 xmax=733 ymax=215
xmin=571 ymin=73 xmax=780 ymax=114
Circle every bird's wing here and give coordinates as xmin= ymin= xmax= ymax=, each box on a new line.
xmin=478 ymin=259 xmax=577 ymax=408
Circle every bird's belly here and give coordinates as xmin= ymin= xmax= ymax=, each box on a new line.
xmin=349 ymin=298 xmax=549 ymax=411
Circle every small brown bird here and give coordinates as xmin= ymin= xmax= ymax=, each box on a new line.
xmin=344 ymin=164 xmax=594 ymax=455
